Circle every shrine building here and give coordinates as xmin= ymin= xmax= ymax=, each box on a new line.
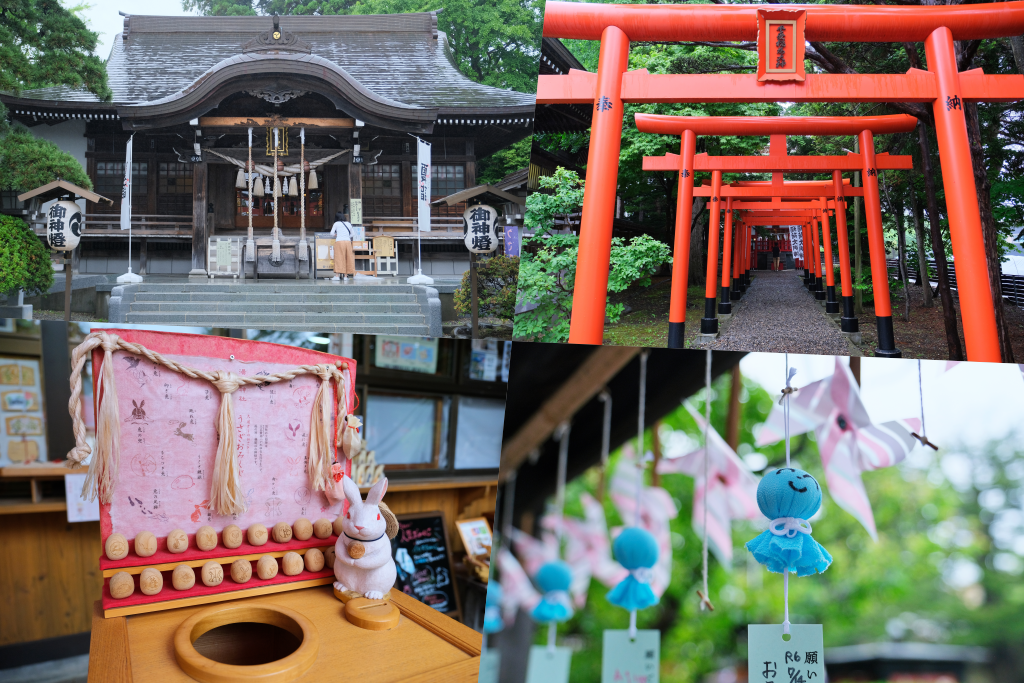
xmin=0 ymin=11 xmax=534 ymax=280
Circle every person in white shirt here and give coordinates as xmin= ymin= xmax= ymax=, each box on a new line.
xmin=330 ymin=211 xmax=355 ymax=281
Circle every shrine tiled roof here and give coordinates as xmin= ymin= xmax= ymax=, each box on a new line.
xmin=12 ymin=12 xmax=535 ymax=113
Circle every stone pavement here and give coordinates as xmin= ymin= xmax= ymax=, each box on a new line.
xmin=695 ymin=270 xmax=858 ymax=355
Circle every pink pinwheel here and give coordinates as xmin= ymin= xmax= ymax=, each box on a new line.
xmin=657 ymin=403 xmax=760 ymax=564
xmin=609 ymin=449 xmax=677 ymax=597
xmin=549 ymin=493 xmax=628 ymax=592
xmin=755 ymin=358 xmax=921 ymax=540
xmin=496 ymin=547 xmax=541 ymax=623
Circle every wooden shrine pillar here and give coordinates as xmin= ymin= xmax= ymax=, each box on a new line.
xmin=568 ymin=26 xmax=630 ymax=345
xmin=701 ymin=170 xmax=723 ymax=335
xmin=348 ymin=162 xmax=362 ymax=227
xmin=667 ymin=129 xmax=696 ymax=349
xmin=189 ymin=160 xmax=209 ymax=278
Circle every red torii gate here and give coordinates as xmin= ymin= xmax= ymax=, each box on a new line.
xmin=639 ymin=115 xmax=915 ymax=355
xmin=539 ymin=1 xmax=1024 ymax=361
xmin=703 ymin=178 xmax=860 ymax=293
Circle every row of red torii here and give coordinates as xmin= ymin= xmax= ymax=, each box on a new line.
xmin=537 ymin=1 xmax=1024 ymax=361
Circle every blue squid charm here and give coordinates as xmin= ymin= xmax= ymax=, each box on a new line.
xmin=745 ymin=468 xmax=833 ymax=577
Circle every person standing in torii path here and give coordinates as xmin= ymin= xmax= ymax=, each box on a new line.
xmin=772 ymin=239 xmax=781 ymax=271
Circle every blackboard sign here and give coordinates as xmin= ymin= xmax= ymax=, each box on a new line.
xmin=391 ymin=511 xmax=460 ymax=618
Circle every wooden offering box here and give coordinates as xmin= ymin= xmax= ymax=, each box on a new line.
xmin=89 ymin=585 xmax=483 ymax=682
xmin=87 ymin=329 xmax=356 ymax=618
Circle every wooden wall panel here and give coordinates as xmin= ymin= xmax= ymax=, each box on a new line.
xmin=0 ymin=512 xmax=102 ymax=645
xmin=383 ymin=486 xmax=495 ymax=556
xmin=211 ymin=164 xmax=237 ymax=233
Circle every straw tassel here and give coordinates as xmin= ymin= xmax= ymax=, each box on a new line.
xmin=253 ymin=175 xmax=265 ymax=197
xmin=306 ymin=369 xmax=335 ymax=492
xmin=308 ymin=171 xmax=318 ymax=190
xmin=75 ymin=336 xmax=122 ymax=503
xmin=235 ymin=168 xmax=246 ymax=189
xmin=288 ymin=176 xmax=298 ymax=197
xmin=209 ymin=371 xmax=247 ymax=516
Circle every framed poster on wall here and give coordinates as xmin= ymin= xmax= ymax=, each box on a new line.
xmin=0 ymin=357 xmax=47 ymax=465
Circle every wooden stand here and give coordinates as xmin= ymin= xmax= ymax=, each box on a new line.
xmin=335 ymin=587 xmax=401 ymax=631
xmin=88 ymin=585 xmax=482 ymax=682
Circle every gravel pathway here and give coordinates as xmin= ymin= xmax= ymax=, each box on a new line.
xmin=694 ymin=270 xmax=855 ymax=355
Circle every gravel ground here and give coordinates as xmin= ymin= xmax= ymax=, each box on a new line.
xmin=31 ymin=310 xmax=104 ymax=322
xmin=694 ymin=270 xmax=856 ymax=355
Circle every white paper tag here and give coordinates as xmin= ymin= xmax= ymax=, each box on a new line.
xmin=748 ymin=624 xmax=825 ymax=683
xmin=526 ymin=645 xmax=572 ymax=683
xmin=65 ymin=473 xmax=99 ymax=523
xmin=602 ymin=630 xmax=660 ymax=683
xmin=478 ymin=649 xmax=501 ymax=683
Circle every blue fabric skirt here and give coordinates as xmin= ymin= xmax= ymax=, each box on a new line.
xmin=745 ymin=530 xmax=833 ymax=576
xmin=606 ymin=576 xmax=658 ymax=611
xmin=532 ymin=598 xmax=573 ymax=623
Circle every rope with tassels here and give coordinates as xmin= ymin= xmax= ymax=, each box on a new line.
xmin=246 ymin=127 xmax=255 ymax=262
xmin=298 ymin=127 xmax=309 ymax=263
xmin=272 ymin=127 xmax=281 ymax=262
xmin=66 ymin=332 xmax=351 ymax=515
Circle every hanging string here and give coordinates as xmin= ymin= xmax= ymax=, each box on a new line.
xmin=596 ymin=389 xmax=612 ymax=500
xmin=912 ymin=359 xmax=939 ymax=450
xmin=698 ymin=349 xmax=714 ymax=612
xmin=550 ymin=421 xmax=571 ymax=653
xmin=635 ymin=350 xmax=649 ymax=522
xmin=298 ymin=127 xmax=308 ymax=263
xmin=782 ymin=353 xmax=795 ymax=635
xmin=629 ymin=351 xmax=650 ymax=639
xmin=272 ymin=127 xmax=281 ymax=262
xmin=554 ymin=421 xmax=570 ymax=546
xmin=246 ymin=127 xmax=255 ymax=262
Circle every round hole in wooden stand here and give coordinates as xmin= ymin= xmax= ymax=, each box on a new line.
xmin=173 ymin=603 xmax=319 ymax=683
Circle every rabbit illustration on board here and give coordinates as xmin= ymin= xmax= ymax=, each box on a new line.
xmin=333 ymin=475 xmax=398 ymax=600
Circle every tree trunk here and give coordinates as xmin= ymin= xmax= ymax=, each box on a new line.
xmin=910 ymin=190 xmax=934 ymax=307
xmin=689 ymin=198 xmax=707 ymax=287
xmin=963 ymin=101 xmax=1015 ymax=362
xmin=1011 ymin=35 xmax=1024 ymax=74
xmin=894 ymin=192 xmax=911 ymax=322
xmin=853 ymin=139 xmax=863 ymax=314
xmin=917 ymin=122 xmax=965 ymax=361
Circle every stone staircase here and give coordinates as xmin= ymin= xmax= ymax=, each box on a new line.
xmin=108 ymin=281 xmax=442 ymax=336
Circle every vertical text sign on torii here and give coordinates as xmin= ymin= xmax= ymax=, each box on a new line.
xmin=757 ymin=10 xmax=806 ymax=83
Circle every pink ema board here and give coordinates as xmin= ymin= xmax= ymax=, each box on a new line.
xmin=91 ymin=329 xmax=357 ymax=544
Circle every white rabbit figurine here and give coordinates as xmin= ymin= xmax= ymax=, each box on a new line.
xmin=333 ymin=475 xmax=398 ymax=600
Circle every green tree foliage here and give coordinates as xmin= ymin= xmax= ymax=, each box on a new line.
xmin=537 ymin=373 xmax=1024 ymax=683
xmin=0 ymin=1 xmax=103 ymax=197
xmin=454 ymin=254 xmax=519 ymax=320
xmin=476 ymin=138 xmax=531 ymax=186
xmin=0 ymin=215 xmax=54 ymax=297
xmin=0 ymin=0 xmax=111 ymax=100
xmin=516 ymin=168 xmax=671 ymax=342
xmin=0 ymin=127 xmax=92 ymax=192
xmin=182 ymin=0 xmax=542 ymax=93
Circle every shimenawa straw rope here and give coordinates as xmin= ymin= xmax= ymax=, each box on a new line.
xmin=66 ymin=331 xmax=351 ymax=514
